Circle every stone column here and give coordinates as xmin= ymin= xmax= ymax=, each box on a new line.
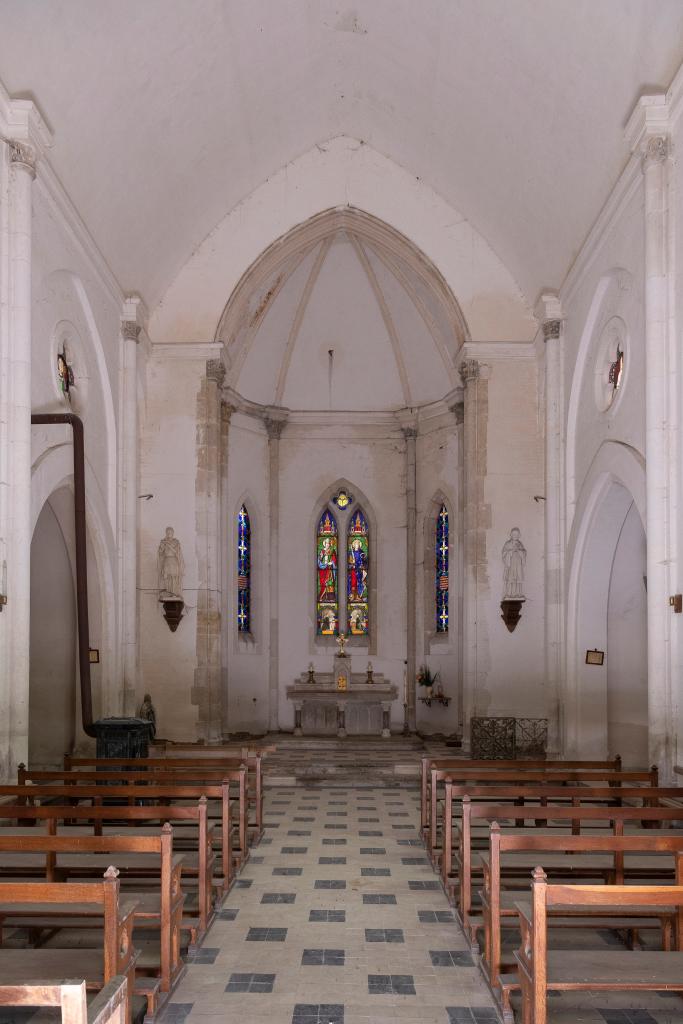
xmin=193 ymin=358 xmax=225 ymax=742
xmin=120 ymin=301 xmax=143 ymax=717
xmin=265 ymin=414 xmax=286 ymax=733
xmin=459 ymin=357 xmax=490 ymax=752
xmin=403 ymin=426 xmax=418 ymax=731
xmin=220 ymin=401 xmax=234 ymax=739
xmin=3 ymin=141 xmax=36 ymax=778
xmin=537 ymin=296 xmax=566 ymax=755
xmin=641 ymin=133 xmax=674 ymax=777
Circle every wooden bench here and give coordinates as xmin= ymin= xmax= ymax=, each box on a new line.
xmin=515 ymin=869 xmax=683 ymax=1024
xmin=420 ymin=756 xmax=622 ymax=839
xmin=0 ymin=974 xmax=127 ymax=1024
xmin=482 ymin=828 xmax=683 ymax=1021
xmin=428 ymin=766 xmax=658 ymax=865
xmin=60 ymin=755 xmax=265 ymax=842
xmin=0 ymin=826 xmax=184 ymax=1010
xmin=2 ymin=777 xmax=239 ymax=888
xmin=0 ymin=798 xmax=216 ymax=949
xmin=0 ymin=869 xmax=137 ymax=1023
xmin=449 ymin=796 xmax=683 ymax=936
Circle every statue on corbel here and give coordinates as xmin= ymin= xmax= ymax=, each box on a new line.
xmin=500 ymin=527 xmax=526 ymax=633
xmin=158 ymin=526 xmax=185 ymax=631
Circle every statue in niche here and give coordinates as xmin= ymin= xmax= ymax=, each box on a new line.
xmin=158 ymin=527 xmax=185 ymax=599
xmin=502 ymin=527 xmax=526 ymax=600
xmin=137 ymin=693 xmax=156 ymax=737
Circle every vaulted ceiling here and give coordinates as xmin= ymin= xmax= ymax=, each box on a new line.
xmin=1 ymin=0 xmax=682 ymax=312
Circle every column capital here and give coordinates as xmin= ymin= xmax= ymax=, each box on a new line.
xmin=534 ymin=291 xmax=565 ymax=342
xmin=458 ymin=358 xmax=480 ymax=388
xmin=642 ymin=134 xmax=670 ymax=168
xmin=121 ymin=320 xmax=141 ymax=343
xmin=401 ymin=426 xmax=418 ymax=442
xmin=8 ymin=140 xmax=36 ymax=179
xmin=206 ymin=359 xmax=226 ymax=386
xmin=221 ymin=401 xmax=237 ymax=424
xmin=264 ymin=416 xmax=286 ymax=440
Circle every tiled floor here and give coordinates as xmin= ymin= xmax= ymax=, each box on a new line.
xmin=161 ymin=784 xmax=496 ymax=1024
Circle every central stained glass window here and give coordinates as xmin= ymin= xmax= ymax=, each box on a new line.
xmin=316 ymin=509 xmax=339 ymax=635
xmin=347 ymin=509 xmax=369 ymax=636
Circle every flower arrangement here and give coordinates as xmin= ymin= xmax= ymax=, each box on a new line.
xmin=416 ymin=664 xmax=440 ymax=689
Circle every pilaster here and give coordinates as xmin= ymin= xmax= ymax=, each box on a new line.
xmin=264 ymin=410 xmax=288 ymax=732
xmin=402 ymin=424 xmax=418 ymax=731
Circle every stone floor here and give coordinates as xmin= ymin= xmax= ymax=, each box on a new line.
xmin=161 ymin=782 xmax=495 ymax=1024
xmin=160 ymin=780 xmax=683 ymax=1024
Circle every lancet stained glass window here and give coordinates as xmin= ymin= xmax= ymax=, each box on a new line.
xmin=237 ymin=505 xmax=251 ymax=633
xmin=317 ymin=509 xmax=339 ymax=636
xmin=436 ymin=503 xmax=449 ymax=632
xmin=347 ymin=508 xmax=369 ymax=636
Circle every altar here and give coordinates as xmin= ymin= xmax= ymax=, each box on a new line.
xmin=286 ymin=645 xmax=398 ymax=737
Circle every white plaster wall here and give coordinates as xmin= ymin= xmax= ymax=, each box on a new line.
xmin=224 ymin=414 xmax=270 ymax=734
xmin=138 ymin=350 xmax=212 ymax=740
xmin=415 ymin=418 xmax=460 ymax=734
xmin=151 ymin=139 xmax=535 ymax=348
xmin=606 ymin=500 xmax=648 ymax=766
xmin=475 ymin=355 xmax=545 ymax=719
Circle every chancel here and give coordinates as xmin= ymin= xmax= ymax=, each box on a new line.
xmin=1 ymin=3 xmax=683 ymax=1023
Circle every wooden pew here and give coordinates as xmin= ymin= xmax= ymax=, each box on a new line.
xmin=3 ymin=777 xmax=240 ymax=886
xmin=482 ymin=828 xmax=683 ymax=1021
xmin=420 ymin=756 xmax=622 ymax=839
xmin=0 ymin=826 xmax=184 ymax=1008
xmin=449 ymin=796 xmax=683 ymax=938
xmin=428 ymin=766 xmax=658 ymax=864
xmin=515 ymin=869 xmax=683 ymax=1024
xmin=0 ymin=798 xmax=217 ymax=947
xmin=61 ymin=755 xmax=264 ymax=842
xmin=0 ymin=974 xmax=127 ymax=1024
xmin=0 ymin=868 xmax=137 ymax=1023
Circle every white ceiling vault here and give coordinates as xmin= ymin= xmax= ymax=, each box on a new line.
xmin=1 ymin=0 xmax=683 ymax=314
xmin=217 ymin=207 xmax=467 ymax=412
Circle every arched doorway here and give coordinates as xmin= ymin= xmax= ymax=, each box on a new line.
xmin=566 ymin=472 xmax=647 ymax=765
xmin=29 ymin=490 xmax=77 ymax=766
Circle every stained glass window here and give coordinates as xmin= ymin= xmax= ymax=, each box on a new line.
xmin=436 ymin=503 xmax=449 ymax=633
xmin=317 ymin=509 xmax=339 ymax=635
xmin=237 ymin=505 xmax=251 ymax=633
xmin=347 ymin=508 xmax=369 ymax=636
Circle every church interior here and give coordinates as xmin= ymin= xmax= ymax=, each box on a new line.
xmin=2 ymin=2 xmax=683 ymax=1022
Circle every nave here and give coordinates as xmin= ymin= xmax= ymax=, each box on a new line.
xmin=163 ymin=782 xmax=496 ymax=1024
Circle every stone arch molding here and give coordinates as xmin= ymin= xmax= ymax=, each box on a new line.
xmin=150 ymin=137 xmax=535 ymax=346
xmin=564 ymin=440 xmax=645 ymax=757
xmin=566 ymin=266 xmax=635 ymax=530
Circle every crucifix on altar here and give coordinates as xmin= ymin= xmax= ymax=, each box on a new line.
xmin=334 ymin=632 xmax=351 ymax=692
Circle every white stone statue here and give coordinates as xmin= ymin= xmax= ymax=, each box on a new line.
xmin=502 ymin=527 xmax=526 ymax=600
xmin=158 ymin=526 xmax=185 ymax=599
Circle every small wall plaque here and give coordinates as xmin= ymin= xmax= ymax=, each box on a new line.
xmin=89 ymin=648 xmax=100 ymax=664
xmin=585 ymin=649 xmax=605 ymax=666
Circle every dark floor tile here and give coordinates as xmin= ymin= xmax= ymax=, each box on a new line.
xmin=361 ymin=867 xmax=390 ymax=876
xmin=288 ymin=830 xmax=311 ymax=836
xmin=246 ymin=927 xmax=287 ymax=942
xmin=397 ymin=839 xmax=423 ymax=847
xmin=314 ymin=879 xmax=346 ymax=889
xmin=447 ymin=1009 xmax=498 ymax=1023
xmin=235 ymin=878 xmax=253 ymax=888
xmin=273 ymin=866 xmax=303 ymax=876
xmin=359 ymin=817 xmax=380 ymax=823
xmin=217 ymin=908 xmax=239 ymax=920
xmin=261 ymin=892 xmax=296 ymax=904
xmin=292 ymin=1004 xmax=344 ymax=1024
xmin=392 ymin=824 xmax=415 ymax=830
xmin=319 ymin=856 xmax=346 ymax=864
xmin=323 ymin=838 xmax=347 ymax=845
xmin=186 ymin=946 xmax=220 ymax=964
xmin=302 ymin=948 xmax=345 ymax=966
xmin=359 ymin=830 xmax=383 ymax=837
xmin=225 ymin=972 xmax=276 ymax=993
xmin=281 ymin=846 xmax=308 ymax=854
xmin=368 ymin=974 xmax=415 ymax=995
xmin=294 ymin=816 xmax=315 ymax=822
xmin=365 ymin=928 xmax=404 ymax=943
xmin=430 ymin=950 xmax=474 ymax=967
xmin=418 ymin=910 xmax=454 ymax=923
xmin=360 ymin=847 xmax=386 ymax=855
xmin=363 ymin=893 xmax=397 ymax=905
xmin=408 ymin=880 xmax=439 ymax=890
xmin=324 ymin=824 xmax=347 ymax=830
xmin=401 ymin=856 xmax=429 ymax=865
xmin=249 ymin=855 xmax=265 ymax=864
xmin=309 ymin=909 xmax=346 ymax=922
xmin=326 ymin=812 xmax=348 ymax=817
xmin=259 ymin=837 xmax=273 ymax=845
xmin=160 ymin=1003 xmax=194 ymax=1023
